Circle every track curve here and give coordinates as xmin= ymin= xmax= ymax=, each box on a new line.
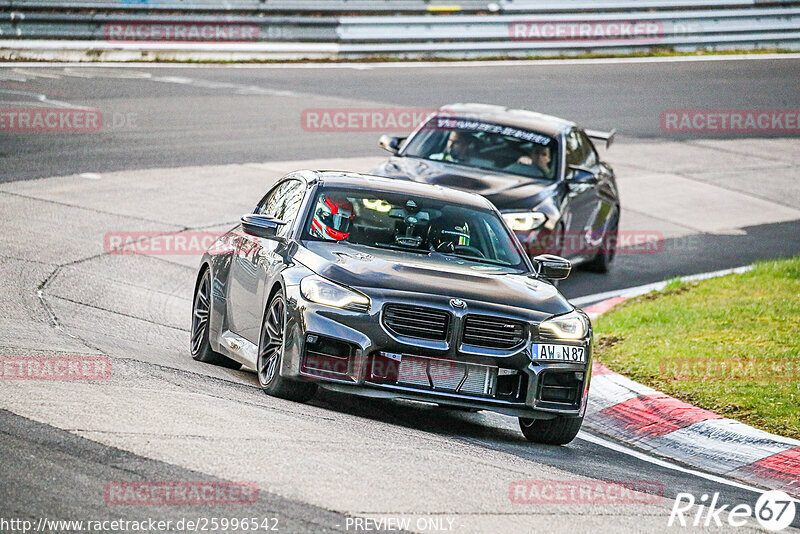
xmin=1 ymin=60 xmax=799 ymax=533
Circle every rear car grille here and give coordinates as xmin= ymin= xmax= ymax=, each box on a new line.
xmin=367 ymin=353 xmax=496 ymax=397
xmin=382 ymin=304 xmax=450 ymax=341
xmin=462 ymin=315 xmax=526 ymax=350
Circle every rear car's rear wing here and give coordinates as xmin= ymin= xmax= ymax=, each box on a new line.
xmin=585 ymin=128 xmax=616 ymax=149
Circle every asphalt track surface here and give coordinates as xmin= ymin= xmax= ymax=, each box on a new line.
xmin=1 ymin=58 xmax=799 ymax=533
xmin=2 ymin=57 xmax=800 ymax=182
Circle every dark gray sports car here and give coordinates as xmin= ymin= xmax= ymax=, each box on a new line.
xmin=373 ymin=103 xmax=620 ymax=273
xmin=191 ymin=170 xmax=592 ymax=444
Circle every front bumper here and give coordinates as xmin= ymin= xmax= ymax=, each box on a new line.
xmin=281 ymin=284 xmax=592 ymax=419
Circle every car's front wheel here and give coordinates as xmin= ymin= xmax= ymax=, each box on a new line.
xmin=518 ymin=415 xmax=583 ymax=445
xmin=257 ymin=290 xmax=317 ymax=402
xmin=191 ymin=268 xmax=241 ymax=369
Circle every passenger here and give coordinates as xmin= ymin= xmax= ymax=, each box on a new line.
xmin=510 ymin=144 xmax=552 ymax=178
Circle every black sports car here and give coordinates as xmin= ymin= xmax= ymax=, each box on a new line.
xmin=191 ymin=170 xmax=592 ymax=444
xmin=373 ymin=103 xmax=620 ymax=272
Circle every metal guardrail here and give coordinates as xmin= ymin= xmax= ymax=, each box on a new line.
xmin=4 ymin=1 xmax=495 ymax=12
xmin=337 ymin=9 xmax=800 ymax=42
xmin=1 ymin=1 xmax=799 ymax=59
xmin=0 ymin=13 xmax=339 ymax=41
xmin=0 ymin=0 xmax=773 ymax=12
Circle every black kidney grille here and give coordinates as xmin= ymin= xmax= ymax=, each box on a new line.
xmin=462 ymin=315 xmax=526 ymax=350
xmin=383 ymin=304 xmax=450 ymax=341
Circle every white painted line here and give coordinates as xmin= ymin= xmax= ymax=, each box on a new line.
xmin=12 ymin=68 xmax=63 ymax=79
xmin=0 ymin=89 xmax=92 ymax=109
xmin=680 ymin=265 xmax=755 ymax=283
xmin=571 ymin=265 xmax=753 ymax=306
xmin=0 ymin=72 xmax=27 ymax=81
xmin=681 ymin=418 xmax=800 ymax=450
xmin=62 ymin=67 xmax=152 ymax=79
xmin=578 ymin=431 xmax=775 ymax=496
xmin=1 ymin=53 xmax=800 ymax=69
xmin=645 ymin=419 xmax=797 ymax=474
xmin=79 ymin=173 xmax=102 ymax=180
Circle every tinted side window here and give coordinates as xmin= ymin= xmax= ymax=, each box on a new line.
xmin=565 ymin=130 xmax=583 ymax=167
xmin=257 ymin=179 xmax=305 ymax=237
xmin=566 ymin=129 xmax=597 ymax=169
xmin=578 ymin=130 xmax=598 ymax=167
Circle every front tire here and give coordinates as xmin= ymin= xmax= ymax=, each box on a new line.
xmin=257 ymin=290 xmax=316 ymax=402
xmin=191 ymin=268 xmax=241 ymax=369
xmin=519 ymin=415 xmax=583 ymax=445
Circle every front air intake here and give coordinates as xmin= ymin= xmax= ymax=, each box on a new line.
xmin=462 ymin=314 xmax=526 ymax=350
xmin=382 ymin=304 xmax=450 ymax=341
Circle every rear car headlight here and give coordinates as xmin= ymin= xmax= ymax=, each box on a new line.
xmin=502 ymin=211 xmax=547 ymax=232
xmin=300 ymin=275 xmax=370 ymax=312
xmin=539 ymin=310 xmax=588 ymax=340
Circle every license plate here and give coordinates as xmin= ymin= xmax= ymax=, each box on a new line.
xmin=532 ymin=344 xmax=585 ymax=363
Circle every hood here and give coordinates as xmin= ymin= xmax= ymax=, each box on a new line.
xmin=373 ymin=156 xmax=558 ymax=210
xmin=294 ymin=241 xmax=571 ymax=318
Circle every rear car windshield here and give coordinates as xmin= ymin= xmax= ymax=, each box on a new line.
xmin=302 ymin=187 xmax=527 ymax=269
xmin=401 ymin=116 xmax=559 ymax=180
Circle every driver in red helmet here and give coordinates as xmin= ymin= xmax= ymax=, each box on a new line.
xmin=310 ymin=194 xmax=354 ymax=241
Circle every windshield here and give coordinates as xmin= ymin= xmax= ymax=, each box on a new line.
xmin=302 ymin=187 xmax=527 ymax=269
xmin=401 ymin=116 xmax=559 ymax=180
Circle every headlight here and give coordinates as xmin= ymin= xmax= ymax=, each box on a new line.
xmin=300 ymin=275 xmax=370 ymax=312
xmin=502 ymin=211 xmax=547 ymax=232
xmin=539 ymin=310 xmax=588 ymax=340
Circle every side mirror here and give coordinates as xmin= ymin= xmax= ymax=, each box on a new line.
xmin=241 ymin=214 xmax=287 ymax=241
xmin=379 ymin=135 xmax=404 ymax=154
xmin=567 ymin=165 xmax=598 ymax=185
xmin=533 ymin=254 xmax=571 ymax=281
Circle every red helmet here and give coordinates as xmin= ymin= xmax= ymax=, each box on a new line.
xmin=311 ymin=194 xmax=354 ymax=241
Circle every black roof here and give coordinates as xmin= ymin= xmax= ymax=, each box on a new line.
xmin=310 ymin=170 xmax=495 ymax=210
xmin=433 ymin=103 xmax=575 ymax=137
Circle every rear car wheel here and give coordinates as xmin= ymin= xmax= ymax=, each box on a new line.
xmin=518 ymin=415 xmax=583 ymax=445
xmin=257 ymin=290 xmax=317 ymax=402
xmin=584 ymin=211 xmax=619 ymax=273
xmin=191 ymin=269 xmax=241 ymax=369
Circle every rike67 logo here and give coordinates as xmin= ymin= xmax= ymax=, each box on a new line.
xmin=669 ymin=491 xmax=797 ymax=531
